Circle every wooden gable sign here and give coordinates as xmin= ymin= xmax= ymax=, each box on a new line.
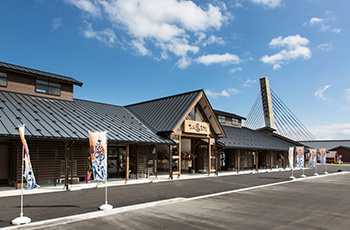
xmin=184 ymin=120 xmax=210 ymax=135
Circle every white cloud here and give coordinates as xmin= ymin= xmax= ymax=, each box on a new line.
xmin=206 ymin=88 xmax=240 ymax=99
xmin=229 ymin=67 xmax=242 ymax=74
xmin=250 ymin=0 xmax=283 ymax=8
xmin=309 ymin=123 xmax=350 ymax=140
xmin=244 ymin=78 xmax=257 ymax=87
xmin=196 ymin=53 xmax=241 ymax=66
xmin=64 ymin=0 xmax=101 ymax=17
xmin=315 ymin=85 xmax=331 ymax=101
xmin=345 ymin=88 xmax=350 ymax=102
xmin=82 ymin=22 xmax=116 ymax=47
xmin=175 ymin=56 xmax=192 ymax=69
xmin=304 ymin=10 xmax=341 ymax=33
xmin=65 ymin=0 xmax=230 ymax=68
xmin=260 ymin=35 xmax=311 ymax=69
xmin=131 ymin=39 xmax=151 ymax=56
xmin=317 ymin=42 xmax=333 ymax=51
xmin=228 ymin=88 xmax=240 ymax=95
xmin=52 ymin=18 xmax=63 ymax=30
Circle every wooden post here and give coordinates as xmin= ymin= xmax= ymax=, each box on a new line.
xmin=136 ymin=145 xmax=138 ymax=179
xmin=178 ymin=135 xmax=182 ymax=177
xmin=283 ymin=152 xmax=286 ymax=169
xmin=208 ymin=138 xmax=211 ymax=175
xmin=215 ymin=138 xmax=218 ymax=175
xmin=16 ymin=141 xmax=19 ymax=189
xmin=255 ymin=152 xmax=259 ymax=171
xmin=237 ymin=149 xmax=240 ymax=173
xmin=64 ymin=141 xmax=68 ymax=190
xmin=169 ymin=145 xmax=173 ymax=179
xmin=270 ymin=151 xmax=273 ymax=170
xmin=36 ymin=141 xmax=39 ymax=180
xmin=125 ymin=144 xmax=130 ymax=182
xmin=54 ymin=143 xmax=57 ymax=186
xmin=146 ymin=145 xmax=149 ymax=178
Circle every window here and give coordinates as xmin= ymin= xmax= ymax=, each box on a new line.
xmin=0 ymin=72 xmax=7 ymax=87
xmin=218 ymin=115 xmax=226 ymax=124
xmin=232 ymin=118 xmax=239 ymax=126
xmin=36 ymin=79 xmax=61 ymax=96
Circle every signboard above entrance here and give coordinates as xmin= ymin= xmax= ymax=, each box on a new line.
xmin=184 ymin=120 xmax=210 ymax=135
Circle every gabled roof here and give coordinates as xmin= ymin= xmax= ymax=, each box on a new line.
xmin=126 ymin=89 xmax=225 ymax=137
xmin=219 ymin=126 xmax=293 ymax=151
xmin=213 ymin=109 xmax=246 ymax=120
xmin=0 ymin=90 xmax=172 ymax=145
xmin=0 ymin=61 xmax=83 ymax=87
xmin=300 ymin=140 xmax=350 ymax=151
xmin=126 ymin=90 xmax=203 ymax=133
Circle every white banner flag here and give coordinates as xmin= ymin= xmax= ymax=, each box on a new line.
xmin=288 ymin=147 xmax=294 ymax=169
xmin=89 ymin=131 xmax=108 ymax=182
xmin=296 ymin=147 xmax=304 ymax=167
xmin=18 ymin=124 xmax=39 ymax=190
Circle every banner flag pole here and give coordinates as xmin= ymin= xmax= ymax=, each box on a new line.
xmin=89 ymin=131 xmax=113 ymax=210
xmin=12 ymin=125 xmax=32 ymax=225
xmin=289 ymin=147 xmax=295 ymax=179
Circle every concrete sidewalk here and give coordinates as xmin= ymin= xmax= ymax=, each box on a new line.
xmin=0 ymin=167 xmax=294 ymax=198
xmin=2 ymin=170 xmax=350 ymax=230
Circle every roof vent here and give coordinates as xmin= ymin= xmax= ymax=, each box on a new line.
xmin=36 ymin=129 xmax=41 ymax=132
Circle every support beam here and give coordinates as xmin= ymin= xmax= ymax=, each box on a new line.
xmin=125 ymin=144 xmax=130 ymax=182
xmin=270 ymin=151 xmax=273 ymax=170
xmin=178 ymin=135 xmax=182 ymax=177
xmin=255 ymin=152 xmax=259 ymax=172
xmin=215 ymin=138 xmax=218 ymax=175
xmin=237 ymin=149 xmax=240 ymax=173
xmin=208 ymin=138 xmax=211 ymax=175
xmin=64 ymin=141 xmax=68 ymax=190
xmin=283 ymin=152 xmax=286 ymax=169
xmin=169 ymin=145 xmax=173 ymax=179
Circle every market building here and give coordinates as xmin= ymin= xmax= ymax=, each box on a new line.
xmin=0 ymin=61 xmax=173 ymax=187
xmin=0 ymin=61 xmax=304 ymax=188
xmin=214 ymin=110 xmax=295 ymax=172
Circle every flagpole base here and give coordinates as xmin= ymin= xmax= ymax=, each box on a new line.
xmin=99 ymin=203 xmax=113 ymax=210
xmin=12 ymin=216 xmax=31 ymax=225
xmin=289 ymin=176 xmax=295 ymax=180
xmin=301 ymin=174 xmax=307 ymax=178
xmin=314 ymin=173 xmax=319 ymax=176
xmin=324 ymin=172 xmax=329 ymax=175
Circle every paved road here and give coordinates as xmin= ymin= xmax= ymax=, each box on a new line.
xmin=38 ymin=172 xmax=350 ymax=230
xmin=0 ymin=165 xmax=348 ymax=228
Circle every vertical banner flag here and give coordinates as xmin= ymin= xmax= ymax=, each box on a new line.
xmin=288 ymin=147 xmax=294 ymax=168
xmin=296 ymin=147 xmax=304 ymax=167
xmin=309 ymin=149 xmax=317 ymax=167
xmin=89 ymin=131 xmax=107 ymax=182
xmin=18 ymin=125 xmax=39 ymax=190
xmin=319 ymin=148 xmax=327 ymax=165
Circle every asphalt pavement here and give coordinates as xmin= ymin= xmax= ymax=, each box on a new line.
xmin=0 ymin=164 xmax=349 ymax=229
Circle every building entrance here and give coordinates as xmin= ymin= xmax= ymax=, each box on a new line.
xmin=108 ymin=146 xmax=126 ymax=178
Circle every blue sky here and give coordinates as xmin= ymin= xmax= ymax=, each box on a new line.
xmin=0 ymin=0 xmax=349 ymax=140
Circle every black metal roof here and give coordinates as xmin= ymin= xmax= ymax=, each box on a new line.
xmin=300 ymin=140 xmax=350 ymax=151
xmin=126 ymin=90 xmax=203 ymax=133
xmin=0 ymin=90 xmax=172 ymax=144
xmin=219 ymin=125 xmax=293 ymax=151
xmin=0 ymin=61 xmax=83 ymax=87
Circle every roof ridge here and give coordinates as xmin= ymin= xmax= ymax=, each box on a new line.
xmin=0 ymin=61 xmax=83 ymax=86
xmin=74 ymin=98 xmax=123 ymax=108
xmin=125 ymin=89 xmax=203 ymax=107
